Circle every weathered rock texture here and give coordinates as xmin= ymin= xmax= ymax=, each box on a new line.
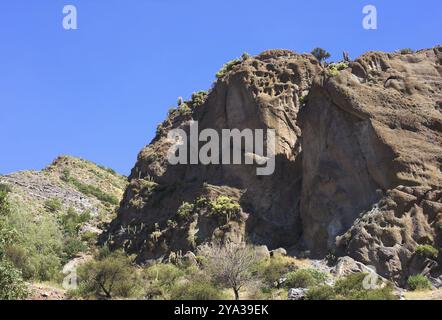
xmin=106 ymin=47 xmax=442 ymax=285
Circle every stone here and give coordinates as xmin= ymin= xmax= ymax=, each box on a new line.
xmin=288 ymin=288 xmax=309 ymax=300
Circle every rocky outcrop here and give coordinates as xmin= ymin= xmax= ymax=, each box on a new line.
xmin=106 ymin=47 xmax=442 ymax=285
xmin=300 ymin=47 xmax=442 ymax=285
xmin=104 ymin=51 xmax=322 ymax=260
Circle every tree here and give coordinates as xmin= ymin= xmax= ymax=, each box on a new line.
xmin=199 ymin=242 xmax=259 ymax=300
xmin=311 ymin=47 xmax=331 ymax=63
xmin=76 ymin=249 xmax=138 ymax=299
xmin=0 ymin=260 xmax=28 ymax=300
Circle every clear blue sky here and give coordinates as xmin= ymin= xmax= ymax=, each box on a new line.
xmin=0 ymin=0 xmax=441 ymax=175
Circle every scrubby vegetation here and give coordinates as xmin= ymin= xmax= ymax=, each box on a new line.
xmin=399 ymin=48 xmax=415 ymax=55
xmin=407 ymin=274 xmax=432 ymax=291
xmin=311 ymin=47 xmax=331 ymax=63
xmin=216 ymin=58 xmax=242 ymax=79
xmin=72 ymin=248 xmax=141 ymax=299
xmin=0 ymin=260 xmax=28 ymax=300
xmin=415 ymin=245 xmax=439 ymax=259
xmin=328 ymin=61 xmax=349 ymax=76
xmin=306 ymin=273 xmax=397 ymax=300
xmin=285 ymin=268 xmax=327 ymax=289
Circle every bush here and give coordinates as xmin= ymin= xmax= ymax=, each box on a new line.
xmin=177 ymin=202 xmax=194 ymax=219
xmin=0 ymin=260 xmax=28 ymax=300
xmin=311 ymin=47 xmax=331 ymax=62
xmin=209 ymin=196 xmax=241 ymax=224
xmin=144 ymin=264 xmax=184 ymax=289
xmin=285 ymin=269 xmax=327 ymax=288
xmin=407 ymin=275 xmax=432 ymax=291
xmin=0 ymin=183 xmax=12 ymax=194
xmin=399 ymin=48 xmax=415 ymax=54
xmin=305 ymin=285 xmax=336 ymax=300
xmin=170 ymin=280 xmax=227 ymax=300
xmin=63 ymin=236 xmax=87 ymax=260
xmin=177 ymin=103 xmax=192 ymax=116
xmin=256 ymin=255 xmax=297 ymax=287
xmin=75 ymin=250 xmax=140 ymax=299
xmin=68 ymin=177 xmax=119 ymax=206
xmin=188 ymin=91 xmax=208 ymax=109
xmin=5 ymin=207 xmax=64 ymax=281
xmin=334 ymin=273 xmax=397 ymax=300
xmin=44 ymin=198 xmax=63 ymax=213
xmin=216 ymin=58 xmax=241 ymax=79
xmin=415 ymin=245 xmax=439 ymax=259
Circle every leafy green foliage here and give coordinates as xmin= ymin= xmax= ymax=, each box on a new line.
xmin=328 ymin=62 xmax=349 ymax=77
xmin=75 ymin=249 xmax=140 ymax=299
xmin=170 ymin=280 xmax=227 ymax=300
xmin=177 ymin=202 xmax=195 ymax=219
xmin=0 ymin=260 xmax=28 ymax=300
xmin=44 ymin=198 xmax=63 ymax=213
xmin=399 ymin=48 xmax=415 ymax=54
xmin=305 ymin=285 xmax=336 ymax=300
xmin=69 ymin=177 xmax=119 ymax=206
xmin=407 ymin=275 xmax=432 ymax=291
xmin=415 ymin=245 xmax=439 ymax=259
xmin=255 ymin=255 xmax=297 ymax=286
xmin=188 ymin=91 xmax=208 ymax=109
xmin=285 ymin=269 xmax=327 ymax=288
xmin=216 ymin=58 xmax=241 ymax=79
xmin=311 ymin=47 xmax=331 ymax=62
xmin=333 ymin=273 xmax=397 ymax=300
xmin=209 ymin=196 xmax=241 ymax=224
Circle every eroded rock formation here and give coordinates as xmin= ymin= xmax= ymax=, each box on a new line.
xmin=105 ymin=47 xmax=442 ymax=285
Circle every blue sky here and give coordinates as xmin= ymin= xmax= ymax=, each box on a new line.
xmin=0 ymin=0 xmax=441 ymax=175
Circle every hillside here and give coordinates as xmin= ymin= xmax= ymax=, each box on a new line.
xmin=0 ymin=155 xmax=127 ymax=219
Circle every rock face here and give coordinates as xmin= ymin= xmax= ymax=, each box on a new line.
xmin=106 ymin=47 xmax=442 ymax=285
xmin=104 ymin=50 xmax=322 ymax=261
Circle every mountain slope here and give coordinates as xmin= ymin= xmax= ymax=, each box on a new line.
xmin=0 ymin=155 xmax=127 ymax=218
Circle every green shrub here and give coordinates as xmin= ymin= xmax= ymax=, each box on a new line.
xmin=285 ymin=269 xmax=327 ymax=288
xmin=216 ymin=58 xmax=241 ymax=79
xmin=415 ymin=245 xmax=439 ymax=259
xmin=0 ymin=183 xmax=12 ymax=194
xmin=306 ymin=285 xmax=336 ymax=300
xmin=5 ymin=203 xmax=64 ymax=281
xmin=63 ymin=236 xmax=87 ymax=260
xmin=311 ymin=47 xmax=331 ymax=62
xmin=407 ymin=275 xmax=432 ymax=291
xmin=188 ymin=91 xmax=208 ymax=109
xmin=68 ymin=177 xmax=119 ymax=206
xmin=81 ymin=231 xmax=98 ymax=246
xmin=177 ymin=103 xmax=192 ymax=116
xmin=256 ymin=255 xmax=297 ymax=287
xmin=209 ymin=196 xmax=241 ymax=224
xmin=170 ymin=280 xmax=227 ymax=300
xmin=0 ymin=260 xmax=28 ymax=300
xmin=334 ymin=273 xmax=397 ymax=300
xmin=75 ymin=250 xmax=140 ymax=299
xmin=399 ymin=48 xmax=415 ymax=55
xmin=177 ymin=202 xmax=194 ymax=219
xmin=44 ymin=198 xmax=63 ymax=213
xmin=144 ymin=263 xmax=184 ymax=289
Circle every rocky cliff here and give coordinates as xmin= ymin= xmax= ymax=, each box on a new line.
xmin=105 ymin=47 xmax=442 ymax=286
